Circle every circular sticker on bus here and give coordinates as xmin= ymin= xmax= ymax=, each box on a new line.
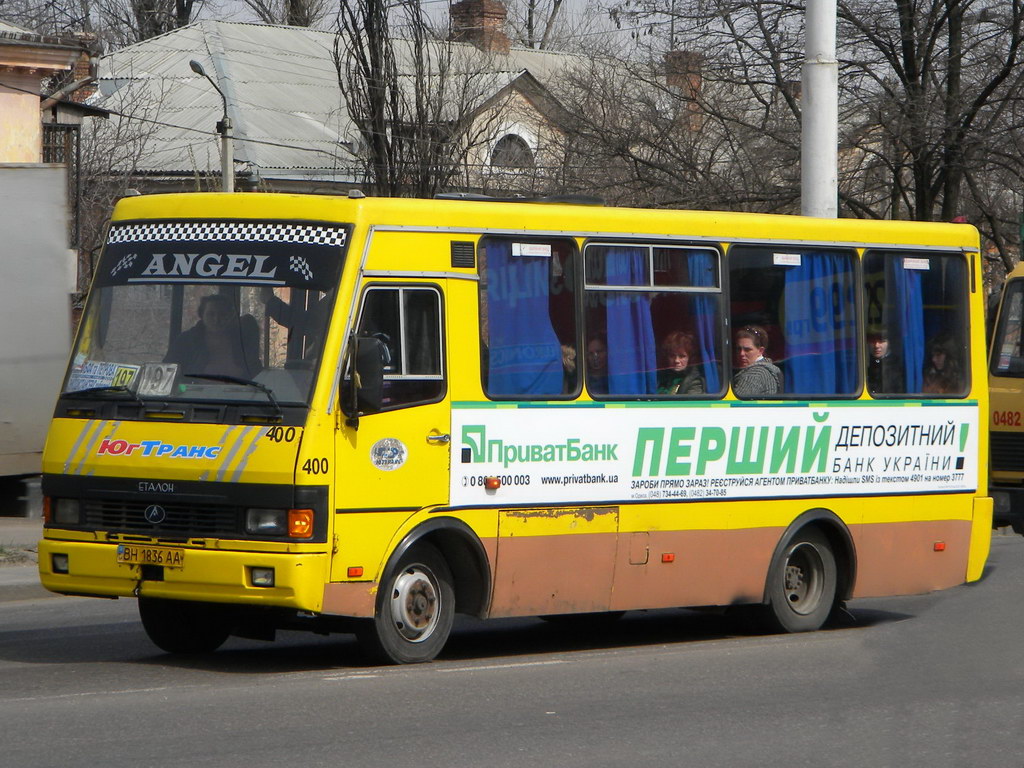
xmin=370 ymin=438 xmax=407 ymax=472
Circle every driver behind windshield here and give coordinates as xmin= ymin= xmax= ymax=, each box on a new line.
xmin=164 ymin=293 xmax=261 ymax=379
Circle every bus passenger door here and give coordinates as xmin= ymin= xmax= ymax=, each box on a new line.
xmin=333 ymin=283 xmax=450 ymax=563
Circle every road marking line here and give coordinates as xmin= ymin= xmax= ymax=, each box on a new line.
xmin=321 ymin=659 xmax=565 ymax=680
xmin=434 ymin=660 xmax=565 ymax=673
xmin=322 ymin=673 xmax=381 ymax=681
xmin=7 ymin=686 xmax=173 ymax=703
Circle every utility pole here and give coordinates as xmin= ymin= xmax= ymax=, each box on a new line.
xmin=801 ymin=0 xmax=838 ymax=218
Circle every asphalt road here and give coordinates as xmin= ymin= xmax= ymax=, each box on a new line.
xmin=1 ymin=533 xmax=1023 ymax=768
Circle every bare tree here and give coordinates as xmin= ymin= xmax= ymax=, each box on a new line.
xmin=92 ymin=0 xmax=203 ymax=45
xmin=550 ymin=4 xmax=804 ymax=211
xmin=838 ymin=0 xmax=1024 ymax=271
xmin=2 ymin=0 xmax=205 ymax=44
xmin=592 ymin=0 xmax=1024 ymax=270
xmin=0 ymin=0 xmax=96 ymax=35
xmin=333 ymin=0 xmax=510 ymax=197
xmin=242 ymin=0 xmax=329 ymax=27
xmin=76 ymin=79 xmax=166 ymax=292
xmin=503 ymin=0 xmax=564 ymax=49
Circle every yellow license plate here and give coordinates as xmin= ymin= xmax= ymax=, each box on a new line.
xmin=116 ymin=544 xmax=185 ymax=569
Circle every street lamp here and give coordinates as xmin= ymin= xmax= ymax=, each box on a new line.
xmin=189 ymin=59 xmax=234 ymax=193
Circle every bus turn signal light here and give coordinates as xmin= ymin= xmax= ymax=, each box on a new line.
xmin=934 ymin=541 xmax=946 ymax=552
xmin=485 ymin=476 xmax=501 ymax=490
xmin=288 ymin=509 xmax=314 ymax=538
xmin=661 ymin=553 xmax=676 ymax=563
xmin=347 ymin=566 xmax=364 ymax=578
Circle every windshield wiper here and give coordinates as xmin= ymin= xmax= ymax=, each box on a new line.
xmin=182 ymin=373 xmax=283 ymax=417
xmin=64 ymin=385 xmax=143 ymax=403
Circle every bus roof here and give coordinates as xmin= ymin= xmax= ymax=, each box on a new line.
xmin=111 ymin=192 xmax=981 ymax=251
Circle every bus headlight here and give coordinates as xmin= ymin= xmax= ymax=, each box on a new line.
xmin=245 ymin=508 xmax=316 ymax=538
xmin=53 ymin=498 xmax=81 ymax=525
xmin=245 ymin=508 xmax=286 ymax=536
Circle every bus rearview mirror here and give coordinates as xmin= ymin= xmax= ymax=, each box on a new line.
xmin=343 ymin=335 xmax=385 ymax=426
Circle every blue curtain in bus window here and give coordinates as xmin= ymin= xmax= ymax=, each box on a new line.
xmin=688 ymin=250 xmax=720 ymax=393
xmin=605 ymin=247 xmax=657 ymax=395
xmin=892 ymin=258 xmax=924 ymax=392
xmin=782 ymin=252 xmax=857 ymax=394
xmin=485 ymin=240 xmax=563 ymax=395
xmin=921 ymin=265 xmax=951 ymax=344
xmin=921 ymin=268 xmax=942 ymax=344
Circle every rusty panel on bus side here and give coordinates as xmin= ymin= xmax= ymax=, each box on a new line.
xmin=489 ymin=506 xmax=618 ymax=617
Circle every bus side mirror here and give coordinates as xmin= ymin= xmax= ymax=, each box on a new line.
xmin=342 ymin=335 xmax=386 ymax=427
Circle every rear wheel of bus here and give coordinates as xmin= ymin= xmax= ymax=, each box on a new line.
xmin=357 ymin=543 xmax=455 ymax=664
xmin=138 ymin=597 xmax=232 ymax=654
xmin=763 ymin=528 xmax=838 ymax=633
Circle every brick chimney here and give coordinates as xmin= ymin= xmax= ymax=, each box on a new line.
xmin=664 ymin=50 xmax=703 ymax=131
xmin=43 ymin=33 xmax=99 ymax=104
xmin=450 ymin=0 xmax=511 ymax=54
xmin=664 ymin=50 xmax=702 ymax=101
xmin=68 ymin=37 xmax=98 ymax=103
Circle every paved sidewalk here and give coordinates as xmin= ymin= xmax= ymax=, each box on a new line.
xmin=0 ymin=514 xmax=44 ymax=598
xmin=0 ymin=517 xmax=43 ymax=550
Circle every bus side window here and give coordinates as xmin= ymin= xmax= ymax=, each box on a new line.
xmin=863 ymin=251 xmax=969 ymax=397
xmin=355 ymin=285 xmax=445 ymax=409
xmin=479 ymin=237 xmax=578 ymax=399
xmin=729 ymin=246 xmax=859 ymax=398
xmin=583 ymin=243 xmax=723 ymax=397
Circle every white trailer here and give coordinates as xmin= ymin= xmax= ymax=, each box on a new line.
xmin=0 ymin=164 xmax=73 ymax=504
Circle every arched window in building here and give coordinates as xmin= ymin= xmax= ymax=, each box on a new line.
xmin=490 ymin=134 xmax=535 ymax=169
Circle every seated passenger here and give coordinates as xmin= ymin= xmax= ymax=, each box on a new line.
xmin=165 ymin=293 xmax=260 ymax=379
xmin=866 ymin=330 xmax=905 ymax=394
xmin=657 ymin=331 xmax=705 ymax=395
xmin=561 ymin=343 xmax=577 ymax=393
xmin=732 ymin=325 xmax=781 ymax=397
xmin=922 ymin=332 xmax=962 ymax=394
xmin=586 ymin=335 xmax=609 ymax=394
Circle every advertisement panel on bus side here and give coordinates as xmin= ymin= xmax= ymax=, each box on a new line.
xmin=451 ymin=402 xmax=979 ymax=506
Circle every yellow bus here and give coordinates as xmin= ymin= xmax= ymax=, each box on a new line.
xmin=39 ymin=193 xmax=992 ymax=663
xmin=988 ymin=262 xmax=1024 ymax=532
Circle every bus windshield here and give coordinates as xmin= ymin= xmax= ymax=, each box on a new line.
xmin=62 ymin=220 xmax=347 ymax=407
xmin=992 ymin=278 xmax=1024 ymax=378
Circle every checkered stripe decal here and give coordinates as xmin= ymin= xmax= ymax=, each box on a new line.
xmin=107 ymin=222 xmax=347 ymax=247
xmin=289 ymin=256 xmax=313 ymax=280
xmin=110 ymin=253 xmax=137 ymax=276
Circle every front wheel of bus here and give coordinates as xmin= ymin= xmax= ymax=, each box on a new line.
xmin=357 ymin=544 xmax=454 ymax=664
xmin=138 ymin=597 xmax=232 ymax=654
xmin=764 ymin=528 xmax=837 ymax=633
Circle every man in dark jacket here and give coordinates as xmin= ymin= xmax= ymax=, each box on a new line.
xmin=867 ymin=331 xmax=905 ymax=395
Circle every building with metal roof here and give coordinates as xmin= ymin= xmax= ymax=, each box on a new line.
xmin=91 ymin=10 xmax=581 ymax=194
